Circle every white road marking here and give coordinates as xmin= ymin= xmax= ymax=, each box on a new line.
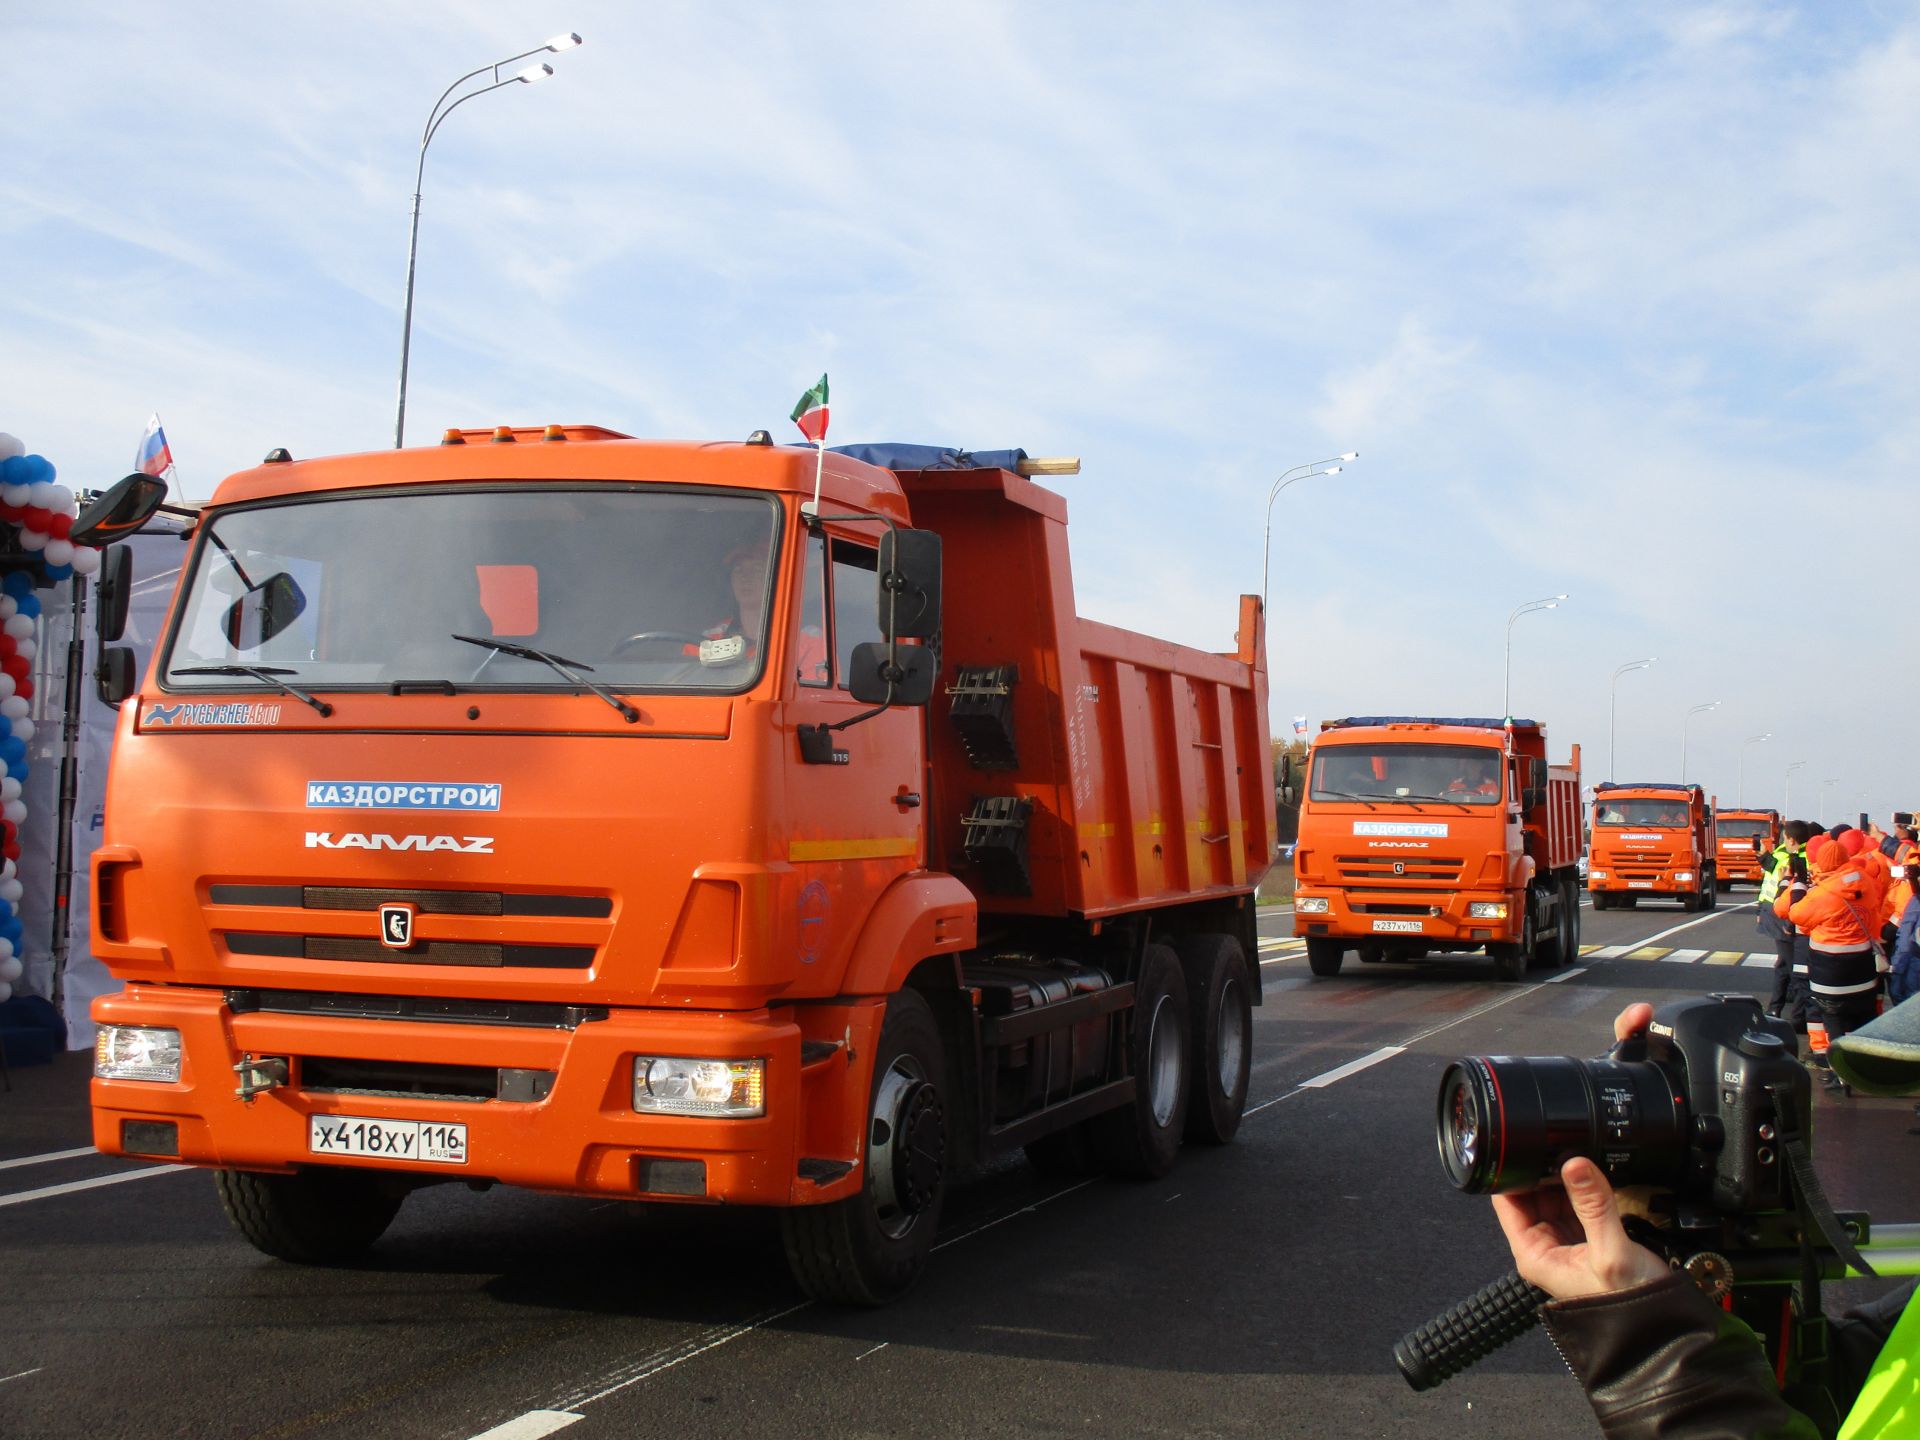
xmin=0 ymin=1165 xmax=188 ymax=1209
xmin=1300 ymin=1046 xmax=1405 ymax=1089
xmin=1628 ymin=901 xmax=1757 ymax=948
xmin=854 ymin=1343 xmax=890 ymax=1361
xmin=1544 ymin=964 xmax=1588 ymax=984
xmin=466 ymin=1412 xmax=584 ymax=1440
xmin=1589 ymin=945 xmax=1632 ymax=958
xmin=0 ymin=1367 xmax=43 ymax=1387
xmin=1663 ymin=948 xmax=1707 ymax=964
xmin=0 ymin=1147 xmax=96 ymax=1172
xmin=1743 ymin=955 xmax=1775 ymax=968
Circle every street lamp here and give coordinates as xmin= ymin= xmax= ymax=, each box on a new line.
xmin=1260 ymin=453 xmax=1356 ymax=618
xmin=1503 ymin=594 xmax=1567 ymax=719
xmin=1784 ymin=760 xmax=1807 ymax=816
xmin=1608 ymin=657 xmax=1654 ymax=781
xmin=394 ymin=32 xmax=583 ymax=448
xmin=1819 ymin=777 xmax=1841 ymax=824
xmin=1737 ymin=733 xmax=1771 ymax=807
xmin=1679 ymin=700 xmax=1719 ymax=782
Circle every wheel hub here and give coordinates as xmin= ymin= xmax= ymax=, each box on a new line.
xmin=891 ymin=1083 xmax=946 ymax=1215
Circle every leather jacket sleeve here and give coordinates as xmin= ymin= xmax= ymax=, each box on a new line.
xmin=1541 ymin=1272 xmax=1820 ymax=1439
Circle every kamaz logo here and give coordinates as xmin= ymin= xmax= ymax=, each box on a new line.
xmin=379 ymin=903 xmax=416 ymax=949
xmin=304 ymin=832 xmax=494 ymax=854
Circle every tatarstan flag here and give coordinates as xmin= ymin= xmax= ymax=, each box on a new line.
xmin=791 ymin=374 xmax=829 ymax=444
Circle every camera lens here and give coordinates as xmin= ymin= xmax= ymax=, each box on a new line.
xmin=1436 ymin=1055 xmax=1687 ymax=1193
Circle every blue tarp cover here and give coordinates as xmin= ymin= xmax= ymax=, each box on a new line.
xmin=830 ymin=444 xmax=1029 ymax=474
xmin=1326 ymin=716 xmax=1543 ymax=731
xmin=1593 ymin=781 xmax=1701 ymax=794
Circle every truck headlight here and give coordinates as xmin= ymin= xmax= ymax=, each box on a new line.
xmin=1467 ymin=902 xmax=1508 ymax=919
xmin=1588 ymin=870 xmax=1607 ymax=880
xmin=93 ymin=1026 xmax=182 ymax=1083
xmin=1673 ymin=871 xmax=1694 ymax=884
xmin=1295 ymin=896 xmax=1330 ymax=914
xmin=633 ymin=1057 xmax=765 ymax=1118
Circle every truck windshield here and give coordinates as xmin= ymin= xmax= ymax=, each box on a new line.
xmin=161 ymin=487 xmax=781 ymax=694
xmin=1309 ymin=743 xmax=1502 ymax=806
xmin=1718 ymin=819 xmax=1772 ymax=838
xmin=1594 ymin=800 xmax=1690 ymax=828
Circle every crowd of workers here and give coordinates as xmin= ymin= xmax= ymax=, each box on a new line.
xmin=1755 ymin=813 xmax=1918 ymax=1093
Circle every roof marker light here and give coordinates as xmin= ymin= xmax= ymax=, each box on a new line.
xmin=441 ymin=429 xmax=467 ymax=446
xmin=543 ymin=425 xmax=567 ymax=442
xmin=492 ymin=427 xmax=517 ymax=444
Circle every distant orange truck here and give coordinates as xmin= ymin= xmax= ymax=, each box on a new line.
xmin=1587 ymin=782 xmax=1720 ymax=911
xmin=1291 ymin=717 xmax=1583 ymax=982
xmin=1713 ymin=807 xmax=1780 ymax=888
xmin=82 ymin=432 xmax=1276 ymax=1304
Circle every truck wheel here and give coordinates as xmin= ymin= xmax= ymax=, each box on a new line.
xmin=214 ymin=1167 xmax=404 ymax=1263
xmin=1306 ymin=939 xmax=1344 ymax=977
xmin=1357 ymin=943 xmax=1386 ymax=964
xmin=1491 ymin=907 xmax=1534 ymax=982
xmin=782 ymin=989 xmax=948 ymax=1306
xmin=1703 ymin=873 xmax=1718 ymax=911
xmin=1591 ymin=891 xmax=1611 ymax=912
xmin=1175 ymin=935 xmax=1252 ymax=1145
xmin=1556 ymin=878 xmax=1582 ymax=965
xmin=1090 ymin=944 xmax=1189 ymax=1179
xmin=1681 ymin=885 xmax=1702 ymax=913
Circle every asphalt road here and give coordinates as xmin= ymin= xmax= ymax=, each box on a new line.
xmin=2 ymin=890 xmax=1914 ymax=1440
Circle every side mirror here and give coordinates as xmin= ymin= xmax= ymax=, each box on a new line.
xmin=1278 ymin=754 xmax=1294 ymax=789
xmin=1523 ymin=786 xmax=1546 ymax=810
xmin=221 ymin=571 xmax=307 ymax=650
xmin=877 ymin=529 xmax=941 ymax=640
xmin=70 ymin=473 xmax=169 ymax=547
xmin=96 ymin=544 xmax=133 ymax=643
xmin=847 ymin=641 xmax=936 ymax=707
xmin=96 ymin=646 xmax=136 ymax=709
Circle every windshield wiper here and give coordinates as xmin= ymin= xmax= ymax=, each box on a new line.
xmin=1315 ymin=789 xmax=1378 ymax=811
xmin=1396 ymin=793 xmax=1477 ymax=812
xmin=172 ymin=664 xmax=333 ymax=717
xmin=450 ymin=635 xmax=640 ymax=723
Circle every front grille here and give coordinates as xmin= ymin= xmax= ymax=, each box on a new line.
xmin=1352 ymin=902 xmax=1438 ymax=916
xmin=210 ymin=884 xmax=611 ymax=918
xmin=1335 ymin=855 xmax=1465 ymax=884
xmin=300 ymin=1056 xmax=499 ymax=1102
xmin=227 ymin=987 xmax=607 ymax=1029
xmin=223 ymin=932 xmax=594 ymax=969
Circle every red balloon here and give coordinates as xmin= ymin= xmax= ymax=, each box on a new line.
xmin=0 ymin=636 xmax=15 ymax=659
xmin=14 ymin=678 xmax=31 ymax=702
xmin=0 ymin=820 xmax=13 ymax=847
xmin=0 ymin=505 xmax=21 ymax=524
xmin=0 ymin=657 xmax=26 ymax=683
xmin=48 ymin=513 xmax=73 ymax=540
xmin=2 ymin=840 xmax=18 ymax=863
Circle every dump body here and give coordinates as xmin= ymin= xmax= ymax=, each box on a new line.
xmin=1588 ymin=782 xmax=1720 ymax=909
xmin=1291 ymin=718 xmax=1583 ymax=976
xmin=86 ymin=429 xmax=1272 ymax=1297
xmin=1714 ymin=808 xmax=1780 ymax=886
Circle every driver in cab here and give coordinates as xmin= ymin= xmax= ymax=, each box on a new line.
xmin=688 ymin=536 xmax=826 ymax=683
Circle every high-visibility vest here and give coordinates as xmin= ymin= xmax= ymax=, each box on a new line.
xmin=1759 ymin=844 xmax=1802 ymax=905
xmin=1837 ymin=1285 xmax=1920 ymax=1438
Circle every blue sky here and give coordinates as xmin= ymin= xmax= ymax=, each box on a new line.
xmin=3 ymin=1 xmax=1915 ymax=821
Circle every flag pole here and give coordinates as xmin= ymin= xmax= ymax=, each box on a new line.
xmin=808 ymin=439 xmax=825 ymax=519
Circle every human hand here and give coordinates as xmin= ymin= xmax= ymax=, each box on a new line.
xmin=1488 ymin=1003 xmax=1670 ymax=1301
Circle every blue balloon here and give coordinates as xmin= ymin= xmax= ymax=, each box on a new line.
xmin=0 ymin=718 xmax=12 ymax=739
xmin=0 ymin=899 xmax=13 ymax=923
xmin=0 ymin=738 xmax=23 ymax=765
xmin=43 ymin=564 xmax=72 ymax=582
xmin=18 ymin=593 xmax=41 ymax=618
xmin=2 ymin=572 xmax=32 ymax=600
xmin=2 ymin=925 xmax=21 ymax=948
xmin=6 ymin=761 xmax=26 ymax=783
xmin=0 ymin=456 xmax=25 ymax=483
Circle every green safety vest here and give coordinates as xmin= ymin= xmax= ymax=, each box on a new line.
xmin=1759 ymin=843 xmax=1802 ymax=906
xmin=1838 ymin=1287 xmax=1920 ymax=1438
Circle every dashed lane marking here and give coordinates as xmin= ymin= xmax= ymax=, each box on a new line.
xmin=1706 ymin=951 xmax=1745 ymax=965
xmin=1589 ymin=944 xmax=1633 ymax=959
xmin=0 ymin=1147 xmax=96 ymax=1172
xmin=1662 ymin=948 xmax=1707 ymax=964
xmin=1626 ymin=947 xmax=1673 ymax=960
xmin=466 ymin=1413 xmax=584 ymax=1440
xmin=1743 ymin=955 xmax=1775 ymax=968
xmin=1300 ymin=1046 xmax=1405 ymax=1088
xmin=0 ymin=1164 xmax=187 ymax=1209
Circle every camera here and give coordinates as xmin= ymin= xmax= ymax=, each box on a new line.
xmin=1435 ymin=994 xmax=1803 ymax=1215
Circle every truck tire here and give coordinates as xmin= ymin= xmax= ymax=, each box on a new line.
xmin=1556 ymin=877 xmax=1582 ymax=965
xmin=1591 ymin=890 xmax=1612 ymax=912
xmin=1090 ymin=944 xmax=1189 ymax=1179
xmin=214 ymin=1167 xmax=404 ymax=1263
xmin=1491 ymin=906 xmax=1534 ymax=982
xmin=782 ymin=989 xmax=948 ymax=1306
xmin=1681 ymin=885 xmax=1703 ymax=913
xmin=1703 ymin=872 xmax=1718 ymax=911
xmin=1306 ymin=938 xmax=1344 ymax=976
xmin=1175 ymin=934 xmax=1252 ymax=1145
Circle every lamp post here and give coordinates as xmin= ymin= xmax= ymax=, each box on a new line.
xmin=1608 ymin=657 xmax=1654 ymax=781
xmin=1503 ymin=594 xmax=1567 ymax=719
xmin=1679 ymin=700 xmax=1719 ymax=782
xmin=1260 ymin=453 xmax=1356 ymax=619
xmin=1784 ymin=760 xmax=1807 ymax=817
xmin=1737 ymin=733 xmax=1771 ymax=807
xmin=394 ymin=32 xmax=583 ymax=449
xmin=1819 ymin=778 xmax=1841 ymax=824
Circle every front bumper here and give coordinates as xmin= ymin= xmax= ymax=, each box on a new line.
xmin=1586 ymin=868 xmax=1693 ymax=895
xmin=91 ymin=985 xmax=881 ymax=1207
xmin=1291 ymin=888 xmax=1520 ymax=946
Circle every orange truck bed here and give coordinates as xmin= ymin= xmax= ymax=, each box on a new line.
xmin=83 ymin=431 xmax=1275 ymax=1304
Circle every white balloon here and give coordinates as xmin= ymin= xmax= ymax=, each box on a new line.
xmin=45 ymin=485 xmax=73 ymax=514
xmin=0 ymin=981 xmax=13 ymax=1004
xmin=13 ymin=639 xmax=32 ymax=663
xmin=71 ymin=547 xmax=103 ymax=576
xmin=0 ymin=956 xmax=20 ymax=983
xmin=0 ymin=433 xmax=24 ymax=460
xmin=9 ymin=718 xmax=29 ymax=744
xmin=17 ymin=528 xmax=47 ymax=552
xmin=43 ymin=539 xmax=73 ymax=567
xmin=0 ymin=697 xmax=24 ymax=720
xmin=26 ymin=481 xmax=55 ymax=508
xmin=0 ymin=675 xmax=16 ymax=700
xmin=2 ymin=800 xmax=24 ymax=824
xmin=4 ymin=615 xmax=33 ymax=639
xmin=0 ymin=598 xmax=15 ymax=619
xmin=0 ymin=856 xmax=13 ymax=879
xmin=0 ymin=936 xmax=12 ymax=959
xmin=0 ymin=778 xmax=19 ymax=800
xmin=0 ymin=484 xmax=27 ymax=508
xmin=0 ymin=879 xmax=20 ymax=905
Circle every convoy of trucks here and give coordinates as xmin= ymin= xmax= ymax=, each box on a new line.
xmin=1713 ymin=807 xmax=1781 ymax=887
xmin=1586 ymin=781 xmax=1720 ymax=911
xmin=81 ymin=433 xmax=1276 ymax=1304
xmin=1289 ymin=717 xmax=1584 ymax=982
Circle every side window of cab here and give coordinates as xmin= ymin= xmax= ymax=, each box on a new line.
xmin=831 ymin=539 xmax=881 ymax=690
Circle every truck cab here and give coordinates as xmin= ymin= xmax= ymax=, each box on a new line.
xmin=1291 ymin=718 xmax=1583 ymax=982
xmin=1587 ymin=782 xmax=1719 ymax=911
xmin=1713 ymin=808 xmax=1780 ymax=888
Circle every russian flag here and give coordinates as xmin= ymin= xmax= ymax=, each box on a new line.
xmin=135 ymin=413 xmax=173 ymax=478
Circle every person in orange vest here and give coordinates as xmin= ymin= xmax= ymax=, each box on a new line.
xmin=1834 ymin=827 xmax=1891 ymax=922
xmin=1777 ymin=836 xmax=1882 ymax=1092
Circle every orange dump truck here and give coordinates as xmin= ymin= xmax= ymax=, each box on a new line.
xmin=1587 ymin=782 xmax=1720 ymax=911
xmin=81 ymin=432 xmax=1274 ymax=1304
xmin=1290 ymin=717 xmax=1583 ymax=982
xmin=1713 ymin=807 xmax=1780 ymax=888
